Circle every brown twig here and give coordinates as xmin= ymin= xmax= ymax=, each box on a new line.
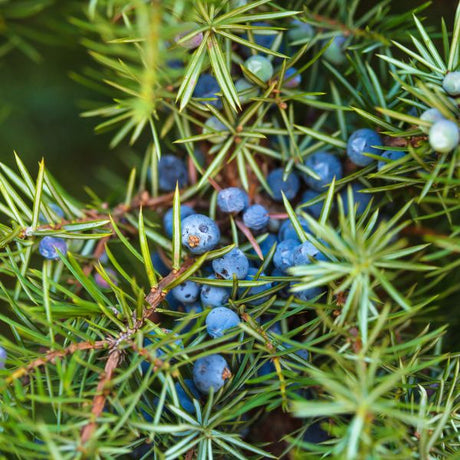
xmin=80 ymin=349 xmax=122 ymax=444
xmin=4 ymin=340 xmax=108 ymax=386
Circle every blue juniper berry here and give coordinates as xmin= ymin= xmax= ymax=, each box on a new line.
xmin=171 ymin=280 xmax=200 ymax=304
xmin=206 ymin=307 xmax=240 ymax=338
xmin=163 ymin=204 xmax=195 ymax=238
xmin=347 ymin=129 xmax=383 ymax=167
xmin=217 ymin=187 xmax=249 ymax=214
xmin=377 ymin=150 xmax=407 ymax=171
xmin=193 ymin=354 xmax=231 ymax=394
xmin=174 ymin=379 xmax=201 ymax=414
xmin=278 ymin=216 xmax=310 ymax=242
xmin=38 ymin=236 xmax=67 ymax=260
xmin=200 ymin=275 xmax=230 ymax=308
xmin=212 ymin=247 xmax=249 ymax=280
xmin=158 ymin=155 xmax=188 ymax=191
xmin=242 ymin=204 xmax=270 ymax=232
xmin=273 ymin=239 xmax=298 ymax=273
xmin=267 ymin=168 xmax=300 ymax=201
xmin=181 ymin=214 xmax=220 ymax=254
xmin=193 ymin=73 xmax=222 ymax=109
xmin=302 ymin=151 xmax=343 ymax=191
xmin=300 ymin=190 xmax=325 ymax=219
xmin=442 ymin=71 xmax=460 ymax=96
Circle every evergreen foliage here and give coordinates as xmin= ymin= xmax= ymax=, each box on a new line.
xmin=0 ymin=0 xmax=458 ymax=458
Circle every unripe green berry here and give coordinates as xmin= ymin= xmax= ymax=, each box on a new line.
xmin=243 ymin=55 xmax=274 ymax=83
xmin=203 ymin=116 xmax=228 ymax=144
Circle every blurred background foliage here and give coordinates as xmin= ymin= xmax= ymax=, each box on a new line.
xmin=0 ymin=0 xmax=453 ymax=198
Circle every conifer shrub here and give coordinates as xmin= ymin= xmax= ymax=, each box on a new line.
xmin=0 ymin=1 xmax=459 ymax=458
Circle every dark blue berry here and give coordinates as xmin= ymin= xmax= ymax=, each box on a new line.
xmin=303 ymin=421 xmax=331 ymax=444
xmin=273 ymin=239 xmax=298 ymax=273
xmin=302 ymin=152 xmax=343 ymax=191
xmin=253 ymin=233 xmax=278 ymax=258
xmin=340 ymin=183 xmax=372 ymax=216
xmin=158 ymin=155 xmax=188 ymax=191
xmin=283 ymin=67 xmax=302 ymax=88
xmin=193 ymin=354 xmax=231 ymax=394
xmin=241 ymin=22 xmax=276 ymax=54
xmin=267 ymin=168 xmax=300 ymax=201
xmin=300 ymin=190 xmax=325 ymax=219
xmin=39 ymin=203 xmax=64 ymax=223
xmin=278 ymin=216 xmax=310 ymax=242
xmin=217 ymin=187 xmax=249 ymax=214
xmin=292 ymin=241 xmax=321 ymax=266
xmin=193 ymin=73 xmax=222 ymax=109
xmin=181 ymin=214 xmax=220 ymax=254
xmin=377 ymin=150 xmax=407 ymax=171
xmin=38 ymin=236 xmax=67 ymax=260
xmin=290 ymin=283 xmax=323 ymax=302
xmin=347 ymin=129 xmax=383 ymax=167
xmin=242 ymin=267 xmax=273 ymax=305
xmin=212 ymin=248 xmax=249 ymax=280
xmin=171 ymin=280 xmax=200 ymax=304
xmin=163 ymin=205 xmax=195 ymax=238
xmin=206 ymin=306 xmax=240 ymax=338
xmin=242 ymin=204 xmax=269 ymax=231
xmin=151 ymin=251 xmax=170 ymax=277
xmin=200 ymin=276 xmax=230 ymax=308
xmin=175 ymin=379 xmax=201 ymax=414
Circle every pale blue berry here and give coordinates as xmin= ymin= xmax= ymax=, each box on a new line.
xmin=323 ymin=35 xmax=347 ymax=65
xmin=267 ymin=168 xmax=300 ymax=201
xmin=420 ymin=108 xmax=445 ymax=133
xmin=429 ymin=119 xmax=460 ymax=153
xmin=171 ymin=280 xmax=200 ymax=304
xmin=273 ymin=239 xmax=298 ymax=273
xmin=242 ymin=204 xmax=269 ymax=231
xmin=181 ymin=214 xmax=220 ymax=254
xmin=193 ymin=354 xmax=231 ymax=394
xmin=235 ymin=78 xmax=259 ymax=104
xmin=217 ymin=187 xmax=249 ymax=214
xmin=442 ymin=71 xmax=460 ymax=96
xmin=200 ymin=276 xmax=230 ymax=308
xmin=290 ymin=283 xmax=323 ymax=302
xmin=287 ymin=20 xmax=314 ymax=43
xmin=206 ymin=307 xmax=240 ymax=338
xmin=212 ymin=248 xmax=249 ymax=280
